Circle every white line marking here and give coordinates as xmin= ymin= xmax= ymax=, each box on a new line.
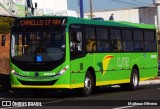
xmin=113 ymin=106 xmax=134 ymax=109
xmin=41 ymin=100 xmax=63 ymax=105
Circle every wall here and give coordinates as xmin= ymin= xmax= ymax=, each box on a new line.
xmin=0 ymin=0 xmax=25 ymax=17
xmin=84 ymin=6 xmax=157 ymax=25
xmin=0 ymin=34 xmax=10 ymax=74
xmin=139 ymin=7 xmax=157 ymax=25
xmin=32 ymin=0 xmax=68 ymax=13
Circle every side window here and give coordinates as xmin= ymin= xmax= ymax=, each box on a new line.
xmin=70 ymin=31 xmax=83 ymax=51
xmin=122 ymin=29 xmax=133 ymax=51
xmin=133 ymin=30 xmax=144 ymax=51
xmin=110 ymin=29 xmax=122 ymax=51
xmin=97 ymin=28 xmax=111 ymax=52
xmin=85 ymin=27 xmax=96 ymax=52
xmin=144 ymin=31 xmax=157 ymax=51
xmin=69 ymin=25 xmax=83 ymax=59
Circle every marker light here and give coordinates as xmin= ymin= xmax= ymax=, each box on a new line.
xmin=58 ymin=65 xmax=69 ymax=75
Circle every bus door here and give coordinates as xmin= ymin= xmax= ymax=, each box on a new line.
xmin=69 ymin=25 xmax=85 ymax=85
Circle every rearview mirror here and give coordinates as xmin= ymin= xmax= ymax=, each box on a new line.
xmin=35 ymin=2 xmax=37 ymax=9
xmin=1 ymin=35 xmax=6 ymax=46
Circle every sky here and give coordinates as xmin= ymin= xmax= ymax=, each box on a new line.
xmin=67 ymin=0 xmax=153 ymax=13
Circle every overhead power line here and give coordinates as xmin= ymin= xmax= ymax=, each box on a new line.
xmin=132 ymin=0 xmax=152 ymax=6
xmin=112 ymin=0 xmax=147 ymax=7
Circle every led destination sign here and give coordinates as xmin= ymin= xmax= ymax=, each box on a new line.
xmin=18 ymin=18 xmax=66 ymax=27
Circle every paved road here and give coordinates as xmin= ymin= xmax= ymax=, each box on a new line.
xmin=0 ymin=81 xmax=160 ymax=109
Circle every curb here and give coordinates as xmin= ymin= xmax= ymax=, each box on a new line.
xmin=140 ymin=79 xmax=160 ymax=85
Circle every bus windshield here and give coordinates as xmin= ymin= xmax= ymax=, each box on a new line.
xmin=11 ymin=29 xmax=65 ymax=63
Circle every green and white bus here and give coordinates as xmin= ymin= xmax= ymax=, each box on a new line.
xmin=7 ymin=16 xmax=158 ymax=96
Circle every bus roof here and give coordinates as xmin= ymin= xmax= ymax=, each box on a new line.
xmin=68 ymin=16 xmax=156 ymax=30
xmin=82 ymin=18 xmax=156 ymax=30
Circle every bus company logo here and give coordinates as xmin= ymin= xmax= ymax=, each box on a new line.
xmin=34 ymin=72 xmax=39 ymax=77
xmin=102 ymin=55 xmax=114 ymax=76
xmin=2 ymin=101 xmax=11 ymax=106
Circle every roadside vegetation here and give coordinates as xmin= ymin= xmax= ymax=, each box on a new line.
xmin=0 ymin=17 xmax=15 ymax=34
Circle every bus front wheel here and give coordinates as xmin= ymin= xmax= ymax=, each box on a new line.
xmin=82 ymin=71 xmax=94 ymax=96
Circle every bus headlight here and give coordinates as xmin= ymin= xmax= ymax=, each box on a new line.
xmin=58 ymin=65 xmax=69 ymax=75
xmin=11 ymin=70 xmax=16 ymax=75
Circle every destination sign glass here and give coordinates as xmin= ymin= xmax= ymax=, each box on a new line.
xmin=16 ymin=18 xmax=67 ymax=27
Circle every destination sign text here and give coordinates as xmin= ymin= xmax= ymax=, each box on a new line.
xmin=19 ymin=19 xmax=65 ymax=27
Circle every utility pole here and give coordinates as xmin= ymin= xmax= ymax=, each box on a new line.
xmin=90 ymin=0 xmax=93 ymax=19
xmin=154 ymin=0 xmax=160 ymax=30
xmin=154 ymin=0 xmax=160 ymax=60
xmin=79 ymin=0 xmax=84 ymax=18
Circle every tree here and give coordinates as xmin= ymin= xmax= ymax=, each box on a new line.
xmin=0 ymin=17 xmax=15 ymax=34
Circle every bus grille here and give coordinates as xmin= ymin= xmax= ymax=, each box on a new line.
xmin=18 ymin=79 xmax=57 ymax=85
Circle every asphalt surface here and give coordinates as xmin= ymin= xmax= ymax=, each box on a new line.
xmin=0 ymin=76 xmax=160 ymax=109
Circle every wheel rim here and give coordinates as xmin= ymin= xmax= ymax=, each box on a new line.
xmin=133 ymin=73 xmax=138 ymax=87
xmin=84 ymin=77 xmax=92 ymax=93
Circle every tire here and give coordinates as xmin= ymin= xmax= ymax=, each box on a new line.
xmin=121 ymin=68 xmax=139 ymax=91
xmin=130 ymin=68 xmax=139 ymax=90
xmin=82 ymin=71 xmax=94 ymax=96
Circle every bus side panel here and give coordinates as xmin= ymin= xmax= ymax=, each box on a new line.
xmin=95 ymin=53 xmax=131 ymax=85
xmin=138 ymin=53 xmax=158 ymax=80
xmin=70 ymin=52 xmax=158 ymax=88
xmin=70 ymin=55 xmax=93 ymax=88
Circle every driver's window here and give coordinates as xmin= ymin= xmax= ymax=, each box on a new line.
xmin=70 ymin=31 xmax=82 ymax=51
xmin=69 ymin=25 xmax=83 ymax=59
